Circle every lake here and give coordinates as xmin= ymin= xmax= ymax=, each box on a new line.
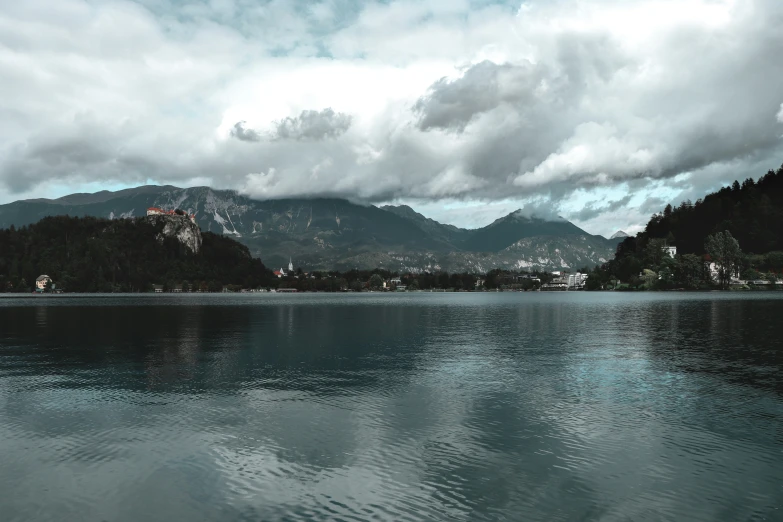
xmin=0 ymin=292 xmax=781 ymax=521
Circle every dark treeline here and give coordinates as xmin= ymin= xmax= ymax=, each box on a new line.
xmin=276 ymin=268 xmax=554 ymax=292
xmin=588 ymin=163 xmax=783 ymax=290
xmin=0 ymin=216 xmax=273 ymax=292
xmin=278 ymin=269 xmax=478 ymax=292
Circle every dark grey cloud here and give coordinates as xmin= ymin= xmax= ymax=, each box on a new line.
xmin=568 ymin=195 xmax=634 ymax=223
xmin=273 ymin=108 xmax=352 ymax=140
xmin=230 ymin=121 xmax=262 ymax=142
xmin=414 ymin=60 xmax=546 ymax=132
xmin=229 ymin=109 xmax=353 ymax=144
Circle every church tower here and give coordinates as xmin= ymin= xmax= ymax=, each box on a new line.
xmin=288 ymin=257 xmax=294 ymax=272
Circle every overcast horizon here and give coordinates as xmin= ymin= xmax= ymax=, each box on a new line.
xmin=1 ymin=0 xmax=782 ymax=236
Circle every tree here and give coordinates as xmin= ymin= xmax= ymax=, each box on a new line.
xmin=368 ymin=274 xmax=384 ymax=290
xmin=642 ymin=269 xmax=658 ymax=289
xmin=644 ymin=238 xmax=667 ymax=267
xmin=676 ymin=254 xmax=705 ymax=289
xmin=585 ymin=276 xmax=602 ymax=291
xmin=657 ymin=256 xmax=677 ymax=288
xmin=483 ymin=270 xmax=499 ymax=289
xmin=766 ymin=251 xmax=783 ymax=273
xmin=742 ymin=268 xmax=761 ymax=281
xmin=705 ymin=230 xmax=742 ymax=288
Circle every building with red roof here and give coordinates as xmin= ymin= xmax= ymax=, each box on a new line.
xmin=147 ymin=207 xmax=196 ymax=224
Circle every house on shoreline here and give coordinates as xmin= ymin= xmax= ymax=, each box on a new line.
xmin=35 ymin=275 xmax=52 ymax=292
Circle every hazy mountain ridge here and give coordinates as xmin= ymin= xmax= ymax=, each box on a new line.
xmin=0 ymin=185 xmax=622 ymax=272
xmin=460 ymin=212 xmax=594 ymax=252
xmin=381 ymin=204 xmax=470 ymax=245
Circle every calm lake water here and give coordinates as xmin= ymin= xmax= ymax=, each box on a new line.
xmin=0 ymin=292 xmax=781 ymax=521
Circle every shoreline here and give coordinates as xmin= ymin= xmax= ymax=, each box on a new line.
xmin=1 ymin=287 xmax=782 ymax=298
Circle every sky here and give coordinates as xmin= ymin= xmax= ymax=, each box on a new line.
xmin=1 ymin=0 xmax=782 ymax=235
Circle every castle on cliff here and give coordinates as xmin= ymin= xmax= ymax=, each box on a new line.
xmin=147 ymin=207 xmax=196 ymax=224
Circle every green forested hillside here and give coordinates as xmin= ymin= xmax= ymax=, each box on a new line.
xmin=0 ymin=216 xmax=273 ymax=292
xmin=643 ymin=164 xmax=783 ymax=254
xmin=593 ymin=163 xmax=783 ymax=287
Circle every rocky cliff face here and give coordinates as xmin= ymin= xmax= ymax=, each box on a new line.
xmin=145 ymin=214 xmax=202 ymax=254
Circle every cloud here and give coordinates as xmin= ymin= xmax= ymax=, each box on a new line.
xmin=568 ymin=195 xmax=634 ymax=223
xmin=513 ymin=200 xmax=565 ymax=222
xmin=230 ymin=122 xmax=261 ymax=142
xmin=273 ymin=108 xmax=353 ymax=140
xmin=1 ymin=0 xmax=782 ymax=237
xmin=231 ymin=109 xmax=353 ymax=143
xmin=414 ymin=60 xmax=545 ymax=132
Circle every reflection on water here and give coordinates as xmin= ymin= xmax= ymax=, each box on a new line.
xmin=0 ymin=293 xmax=781 ymax=521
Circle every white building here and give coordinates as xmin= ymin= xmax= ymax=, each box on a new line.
xmin=542 ymin=277 xmax=569 ymax=290
xmin=567 ymin=272 xmax=588 ymax=289
xmin=35 ymin=275 xmax=52 ymax=292
xmin=288 ymin=258 xmax=294 ymax=272
xmin=664 ymin=246 xmax=677 ymax=258
xmin=707 ymin=261 xmax=741 ymax=282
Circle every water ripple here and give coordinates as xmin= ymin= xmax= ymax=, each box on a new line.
xmin=1 ymin=292 xmax=782 ymax=521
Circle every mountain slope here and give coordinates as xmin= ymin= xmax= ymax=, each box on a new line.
xmin=381 ymin=204 xmax=470 ymax=245
xmin=460 ymin=212 xmax=595 ymax=252
xmin=0 ymin=185 xmax=620 ymax=272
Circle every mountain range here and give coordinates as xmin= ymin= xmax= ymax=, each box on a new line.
xmin=0 ymin=185 xmax=623 ymax=272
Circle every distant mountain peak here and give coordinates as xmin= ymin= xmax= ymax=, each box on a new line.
xmin=490 ymin=209 xmax=566 ymax=225
xmin=610 ymin=230 xmax=629 ymax=239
